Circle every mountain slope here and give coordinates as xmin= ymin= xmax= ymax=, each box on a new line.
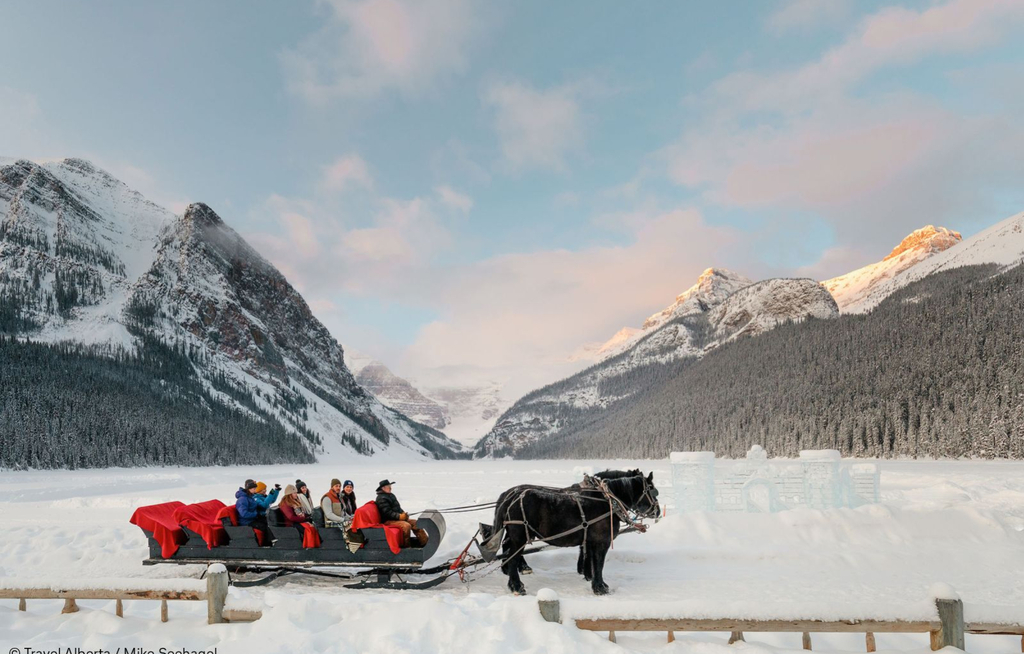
xmin=521 ymin=262 xmax=1024 ymax=459
xmin=824 ymin=226 xmax=961 ymax=312
xmin=353 ymin=360 xmax=449 ymax=430
xmin=476 ymin=275 xmax=837 ymax=457
xmin=0 ymin=158 xmax=463 ymax=467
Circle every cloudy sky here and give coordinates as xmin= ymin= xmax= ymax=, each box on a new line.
xmin=3 ymin=0 xmax=1024 ymax=397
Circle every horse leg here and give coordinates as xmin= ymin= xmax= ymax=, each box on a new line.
xmin=589 ymin=541 xmax=611 ymax=595
xmin=518 ymin=557 xmax=533 ymax=575
xmin=584 ymin=549 xmax=594 ymax=582
xmin=576 ymin=547 xmax=585 ymax=577
xmin=502 ymin=527 xmax=527 ymax=595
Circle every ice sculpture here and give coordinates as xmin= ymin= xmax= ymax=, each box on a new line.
xmin=670 ymin=445 xmax=880 ymax=513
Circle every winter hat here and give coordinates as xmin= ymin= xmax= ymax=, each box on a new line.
xmin=295 ymin=479 xmax=308 ymax=492
xmin=255 ymin=481 xmax=267 ymax=494
xmin=343 ymin=480 xmax=354 ymax=488
xmin=282 ymin=484 xmax=297 ymax=496
xmin=244 ymin=479 xmax=257 ymax=490
xmin=331 ymin=478 xmax=342 ymax=487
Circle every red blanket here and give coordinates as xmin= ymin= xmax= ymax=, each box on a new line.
xmin=214 ymin=504 xmax=267 ymax=546
xmin=172 ymin=499 xmax=229 ymax=550
xmin=300 ymin=523 xmax=322 ymax=548
xmin=351 ymin=501 xmax=402 ymax=554
xmin=129 ymin=501 xmax=188 ymax=558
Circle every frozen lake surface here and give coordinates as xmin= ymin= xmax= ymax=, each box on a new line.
xmin=2 ymin=459 xmax=1023 ymax=653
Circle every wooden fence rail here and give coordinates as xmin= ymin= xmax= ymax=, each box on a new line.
xmin=538 ymin=591 xmax=1024 ymax=652
xmin=0 ymin=565 xmax=261 ymax=625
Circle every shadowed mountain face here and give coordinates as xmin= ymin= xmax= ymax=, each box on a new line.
xmin=0 ymin=158 xmax=463 ymax=467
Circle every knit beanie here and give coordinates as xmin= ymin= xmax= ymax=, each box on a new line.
xmin=343 ymin=480 xmax=354 ymax=488
xmin=331 ymin=478 xmax=341 ymax=487
xmin=255 ymin=481 xmax=267 ymax=494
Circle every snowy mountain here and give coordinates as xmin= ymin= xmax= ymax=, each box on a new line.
xmin=824 ymin=225 xmax=962 ymax=312
xmin=475 ymin=270 xmax=837 ymax=457
xmin=352 ymin=360 xmax=449 ymax=430
xmin=424 ymin=382 xmax=507 ymax=446
xmin=343 ymin=351 xmax=508 ymax=447
xmin=0 ymin=158 xmax=463 ymax=466
xmin=828 ymin=213 xmax=1024 ymax=313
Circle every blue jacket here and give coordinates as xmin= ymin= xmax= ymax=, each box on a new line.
xmin=235 ymin=488 xmax=259 ymax=526
xmin=253 ymin=488 xmax=280 ymax=515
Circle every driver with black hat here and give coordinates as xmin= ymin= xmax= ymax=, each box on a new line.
xmin=375 ymin=479 xmax=428 ymax=548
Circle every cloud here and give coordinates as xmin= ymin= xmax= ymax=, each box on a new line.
xmin=712 ymin=0 xmax=1024 ymax=115
xmin=483 ymin=80 xmax=584 ymax=172
xmin=282 ymin=0 xmax=483 ymax=103
xmin=435 ymin=185 xmax=473 ymax=212
xmin=767 ymin=0 xmax=852 ymax=34
xmin=401 ymin=208 xmax=742 ymax=397
xmin=666 ymin=0 xmax=1024 ymax=254
xmin=320 ymin=154 xmax=374 ymax=192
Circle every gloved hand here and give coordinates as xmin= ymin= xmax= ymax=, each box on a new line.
xmin=274 ymin=483 xmax=282 ymax=490
xmin=399 ymin=513 xmax=408 ymax=521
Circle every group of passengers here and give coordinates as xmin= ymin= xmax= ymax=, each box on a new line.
xmin=233 ymin=477 xmax=426 ymax=548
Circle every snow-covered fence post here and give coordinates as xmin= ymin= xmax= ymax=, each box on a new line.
xmin=931 ymin=599 xmax=965 ymax=650
xmin=537 ymin=588 xmax=560 ymax=624
xmin=802 ymin=631 xmax=812 ymax=650
xmin=929 ymin=584 xmax=964 ymax=651
xmin=62 ymin=598 xmax=79 ymax=614
xmin=207 ymin=563 xmax=229 ymax=624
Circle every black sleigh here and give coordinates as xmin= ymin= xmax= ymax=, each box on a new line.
xmin=131 ymin=500 xmax=448 ymax=589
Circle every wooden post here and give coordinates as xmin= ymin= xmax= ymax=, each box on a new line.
xmin=667 ymin=630 xmax=675 ymax=643
xmin=608 ymin=631 xmax=616 ymax=643
xmin=865 ymin=632 xmax=876 ymax=652
xmin=930 ymin=598 xmax=964 ymax=651
xmin=802 ymin=631 xmax=812 ymax=650
xmin=207 ymin=563 xmax=229 ymax=625
xmin=62 ymin=598 xmax=79 ymax=614
xmin=160 ymin=599 xmax=168 ymax=623
xmin=728 ymin=631 xmax=745 ymax=644
xmin=18 ymin=598 xmax=26 ymax=611
xmin=116 ymin=599 xmax=123 ymax=617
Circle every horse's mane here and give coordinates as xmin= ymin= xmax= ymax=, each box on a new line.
xmin=597 ymin=474 xmax=642 ymax=501
xmin=594 ymin=468 xmax=641 ymax=480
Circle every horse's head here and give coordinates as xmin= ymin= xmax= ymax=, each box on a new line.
xmin=605 ymin=472 xmax=660 ymax=521
xmin=633 ymin=471 xmax=660 ymax=520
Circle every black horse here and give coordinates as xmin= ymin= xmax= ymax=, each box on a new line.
xmin=490 ymin=469 xmax=647 ymax=577
xmin=494 ymin=471 xmax=659 ymax=595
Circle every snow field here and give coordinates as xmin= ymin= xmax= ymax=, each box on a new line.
xmin=1 ymin=459 xmax=1023 ymax=653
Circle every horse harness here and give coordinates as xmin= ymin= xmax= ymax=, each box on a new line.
xmin=499 ymin=474 xmax=654 ymax=564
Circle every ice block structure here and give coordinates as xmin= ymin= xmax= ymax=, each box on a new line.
xmin=670 ymin=446 xmax=880 ymax=513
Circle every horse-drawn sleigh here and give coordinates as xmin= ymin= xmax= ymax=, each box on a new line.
xmin=130 ymin=469 xmax=660 ymax=594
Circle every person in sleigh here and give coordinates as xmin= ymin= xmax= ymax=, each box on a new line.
xmin=374 ymin=479 xmax=427 ymax=548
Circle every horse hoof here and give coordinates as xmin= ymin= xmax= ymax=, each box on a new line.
xmin=520 ymin=564 xmax=533 ymax=575
xmin=592 ymin=583 xmax=610 ymax=595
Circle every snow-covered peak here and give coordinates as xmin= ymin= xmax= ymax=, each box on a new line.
xmin=584 ymin=267 xmax=753 ymax=363
xmin=824 ymin=225 xmax=962 ymax=313
xmin=882 ymin=225 xmax=961 ymax=262
xmin=827 ymin=214 xmax=1024 ymax=314
xmin=642 ymin=268 xmax=753 ymax=330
